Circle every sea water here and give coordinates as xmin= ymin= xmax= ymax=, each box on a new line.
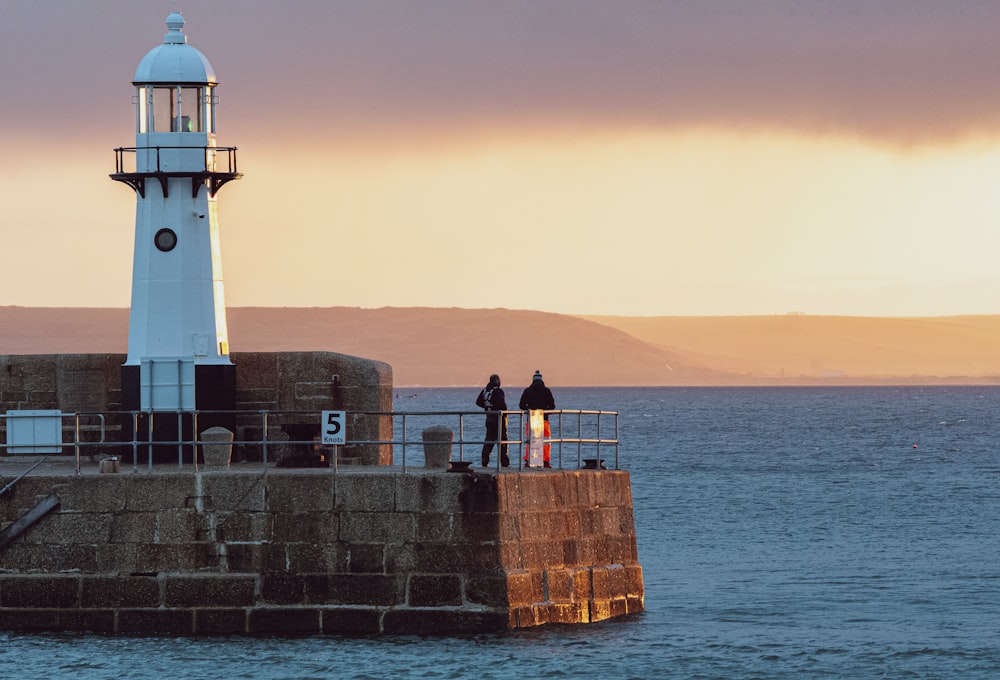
xmin=2 ymin=386 xmax=999 ymax=679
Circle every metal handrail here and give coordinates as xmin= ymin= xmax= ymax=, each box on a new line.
xmin=0 ymin=408 xmax=619 ymax=475
xmin=113 ymin=146 xmax=239 ymax=175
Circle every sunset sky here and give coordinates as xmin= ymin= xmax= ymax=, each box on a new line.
xmin=3 ymin=1 xmax=1000 ymax=316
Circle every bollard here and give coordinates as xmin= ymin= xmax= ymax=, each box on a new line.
xmin=421 ymin=425 xmax=453 ymax=469
xmin=201 ymin=426 xmax=234 ymax=468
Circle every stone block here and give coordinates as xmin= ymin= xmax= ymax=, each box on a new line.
xmin=110 ymin=512 xmax=156 ymax=543
xmin=156 ymin=508 xmax=210 ymax=543
xmin=562 ymin=539 xmax=580 ymax=566
xmin=545 ymin=569 xmax=574 ymax=602
xmin=0 ymin=575 xmax=79 ymax=608
xmin=625 ymin=564 xmax=644 ymax=597
xmin=334 ymin=475 xmax=395 ymax=511
xmin=286 ymin=542 xmax=346 ymax=573
xmin=545 ymin=601 xmax=590 ymax=625
xmin=572 ymin=568 xmax=593 ymax=600
xmin=414 ymin=513 xmax=453 ymax=543
xmin=164 ymin=575 xmax=256 ymax=607
xmin=272 ymin=511 xmax=338 ymax=544
xmin=248 ymin=607 xmax=321 ymax=635
xmin=388 ymin=543 xmax=466 ymax=574
xmin=82 ymin=575 xmax=160 ymax=608
xmin=118 ymin=608 xmax=194 ymax=635
xmin=454 ymin=511 xmax=501 ymax=544
xmin=0 ymin=543 xmax=42 ymax=572
xmin=96 ymin=543 xmax=139 ymax=572
xmin=511 ymin=604 xmax=541 ymax=628
xmin=0 ymin=608 xmax=59 ymax=631
xmin=266 ymin=475 xmax=334 ymax=513
xmin=384 ymin=543 xmax=416 ymax=573
xmin=203 ymin=474 xmax=267 ymax=511
xmin=506 ymin=571 xmax=543 ymax=607
xmin=261 ymin=573 xmax=306 ymax=604
xmin=55 ymin=609 xmax=117 ymax=633
xmin=608 ymin=535 xmax=637 ymax=564
xmin=321 ymin=607 xmax=382 ymax=634
xmin=459 ymin=475 xmax=499 ymax=514
xmin=591 ymin=472 xmax=630 ymax=508
xmin=18 ymin=511 xmax=110 ymax=545
xmin=394 ymin=475 xmax=464 ymax=513
xmin=195 ymin=608 xmax=248 ymax=635
xmin=136 ymin=543 xmax=218 ymax=573
xmin=30 ymin=544 xmax=100 ymax=573
xmin=408 ymin=574 xmax=462 ymax=607
xmin=340 ymin=512 xmax=415 ymax=543
xmin=498 ymin=542 xmax=524 ymax=570
xmin=465 ymin=574 xmax=508 ymax=608
xmin=497 ymin=514 xmax=521 ymax=543
xmin=382 ymin=608 xmax=509 ymax=635
xmin=304 ymin=574 xmax=403 ymax=606
xmin=125 ymin=475 xmax=195 ymax=512
xmin=346 ymin=543 xmax=384 ymax=573
xmin=553 ymin=509 xmax=582 ymax=540
xmin=224 ymin=543 xmax=273 ymax=573
xmin=215 ymin=511 xmax=273 ymax=543
xmin=515 ymin=512 xmax=547 ymax=540
xmin=57 ymin=476 xmax=127 ymax=513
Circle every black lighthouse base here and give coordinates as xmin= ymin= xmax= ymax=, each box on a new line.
xmin=120 ymin=363 xmax=237 ymax=464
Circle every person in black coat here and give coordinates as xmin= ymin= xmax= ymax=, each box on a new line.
xmin=475 ymin=374 xmax=509 ymax=467
xmin=519 ymin=370 xmax=555 ymax=467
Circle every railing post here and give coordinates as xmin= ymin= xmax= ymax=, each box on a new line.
xmin=401 ymin=414 xmax=407 ymax=472
xmin=73 ymin=413 xmax=81 ymax=477
xmin=146 ymin=411 xmax=154 ymax=473
xmin=176 ymin=409 xmax=184 ymax=470
xmin=192 ymin=409 xmax=200 ymax=472
xmin=615 ymin=411 xmax=619 ymax=470
xmin=131 ymin=412 xmax=138 ymax=473
xmin=261 ymin=410 xmax=269 ymax=473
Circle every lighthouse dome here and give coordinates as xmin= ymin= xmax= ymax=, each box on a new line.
xmin=133 ymin=12 xmax=216 ymax=85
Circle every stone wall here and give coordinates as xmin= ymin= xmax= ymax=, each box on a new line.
xmin=0 ymin=352 xmax=393 ymax=465
xmin=0 ymin=468 xmax=643 ymax=635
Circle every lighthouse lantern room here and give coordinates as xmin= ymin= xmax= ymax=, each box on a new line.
xmin=112 ymin=12 xmax=241 ymax=448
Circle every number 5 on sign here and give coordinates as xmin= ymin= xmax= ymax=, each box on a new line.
xmin=321 ymin=410 xmax=346 ymax=445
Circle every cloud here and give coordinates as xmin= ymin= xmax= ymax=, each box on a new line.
xmin=5 ymin=1 xmax=1000 ymax=145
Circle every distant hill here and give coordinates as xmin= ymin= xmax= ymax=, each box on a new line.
xmin=0 ymin=306 xmax=703 ymax=386
xmin=2 ymin=307 xmax=1000 ymax=386
xmin=583 ymin=314 xmax=1000 ymax=384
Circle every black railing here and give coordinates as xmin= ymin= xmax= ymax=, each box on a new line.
xmin=113 ymin=146 xmax=239 ymax=175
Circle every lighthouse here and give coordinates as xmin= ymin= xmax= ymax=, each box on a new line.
xmin=111 ymin=13 xmax=241 ymax=450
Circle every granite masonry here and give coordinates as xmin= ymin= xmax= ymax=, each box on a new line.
xmin=0 ymin=467 xmax=643 ymax=634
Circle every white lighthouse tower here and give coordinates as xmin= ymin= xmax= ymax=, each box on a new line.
xmin=112 ymin=12 xmax=241 ymax=450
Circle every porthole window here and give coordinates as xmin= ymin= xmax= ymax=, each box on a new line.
xmin=154 ymin=228 xmax=177 ymax=252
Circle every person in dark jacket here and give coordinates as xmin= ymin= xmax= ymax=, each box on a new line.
xmin=476 ymin=374 xmax=509 ymax=468
xmin=519 ymin=370 xmax=555 ymax=467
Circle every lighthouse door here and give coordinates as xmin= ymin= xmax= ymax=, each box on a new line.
xmin=140 ymin=358 xmax=195 ymax=411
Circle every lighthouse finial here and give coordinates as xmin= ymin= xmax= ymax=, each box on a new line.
xmin=164 ymin=12 xmax=186 ymax=44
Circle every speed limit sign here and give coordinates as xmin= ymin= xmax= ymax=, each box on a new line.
xmin=321 ymin=410 xmax=346 ymax=445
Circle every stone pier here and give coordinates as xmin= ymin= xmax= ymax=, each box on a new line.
xmin=0 ymin=465 xmax=643 ymax=635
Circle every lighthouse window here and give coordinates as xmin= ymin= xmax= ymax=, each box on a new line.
xmin=151 ymin=87 xmax=174 ymax=133
xmin=137 ymin=87 xmax=148 ymax=134
xmin=149 ymin=86 xmax=204 ymax=133
xmin=180 ymin=87 xmax=203 ymax=132
xmin=154 ymin=228 xmax=178 ymax=252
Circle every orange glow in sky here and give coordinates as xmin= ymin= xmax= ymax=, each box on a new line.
xmin=3 ymin=2 xmax=1000 ymax=317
